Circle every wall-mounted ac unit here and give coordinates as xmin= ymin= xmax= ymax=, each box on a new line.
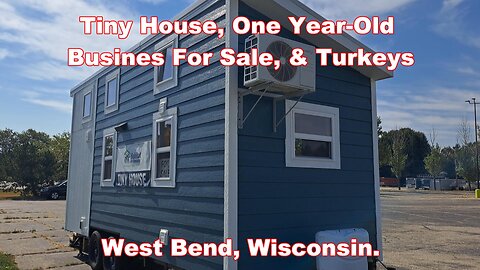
xmin=244 ymin=34 xmax=316 ymax=95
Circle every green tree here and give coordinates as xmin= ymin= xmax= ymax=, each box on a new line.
xmin=377 ymin=116 xmax=384 ymax=137
xmin=49 ymin=132 xmax=70 ymax=183
xmin=389 ymin=132 xmax=407 ymax=190
xmin=456 ymin=120 xmax=478 ymax=190
xmin=0 ymin=129 xmax=18 ymax=182
xmin=441 ymin=146 xmax=457 ymax=179
xmin=12 ymin=129 xmax=54 ymax=195
xmin=425 ymin=145 xmax=446 ymax=190
xmin=379 ymin=128 xmax=431 ymax=178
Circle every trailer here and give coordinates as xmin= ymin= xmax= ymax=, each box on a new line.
xmin=65 ymin=0 xmax=393 ymax=269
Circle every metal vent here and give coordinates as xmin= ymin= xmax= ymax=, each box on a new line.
xmin=266 ymin=41 xmax=297 ymax=82
xmin=244 ymin=35 xmax=258 ymax=83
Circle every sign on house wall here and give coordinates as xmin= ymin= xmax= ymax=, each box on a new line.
xmin=115 ymin=141 xmax=151 ymax=187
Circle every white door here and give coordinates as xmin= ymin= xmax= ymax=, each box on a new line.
xmin=65 ymin=83 xmax=95 ymax=236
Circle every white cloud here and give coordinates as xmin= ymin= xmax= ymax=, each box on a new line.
xmin=0 ymin=0 xmax=141 ymax=80
xmin=0 ymin=0 xmax=147 ymax=115
xmin=21 ymin=91 xmax=71 ymax=113
xmin=300 ymin=0 xmax=416 ymax=20
xmin=433 ymin=0 xmax=480 ymax=48
xmin=456 ymin=67 xmax=479 ymax=77
xmin=441 ymin=0 xmax=464 ymax=12
xmin=23 ymin=61 xmax=99 ymax=81
xmin=23 ymin=98 xmax=72 ymax=113
xmin=138 ymin=0 xmax=167 ymax=4
xmin=0 ymin=48 xmax=9 ymax=60
xmin=377 ymin=86 xmax=478 ymax=146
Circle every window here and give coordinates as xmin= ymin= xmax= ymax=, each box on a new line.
xmin=101 ymin=128 xmax=116 ymax=187
xmin=83 ymin=92 xmax=92 ymax=118
xmin=81 ymin=83 xmax=95 ymax=123
xmin=157 ymin=45 xmax=173 ymax=83
xmin=154 ymin=35 xmax=178 ymax=94
xmin=152 ymin=107 xmax=177 ymax=188
xmin=105 ymin=69 xmax=120 ymax=114
xmin=106 ymin=78 xmax=117 ymax=107
xmin=285 ymin=100 xmax=341 ymax=169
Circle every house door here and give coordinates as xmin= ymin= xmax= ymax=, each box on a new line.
xmin=65 ymin=82 xmax=96 ymax=236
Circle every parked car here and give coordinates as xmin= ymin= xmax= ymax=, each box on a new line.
xmin=40 ymin=180 xmax=67 ymax=200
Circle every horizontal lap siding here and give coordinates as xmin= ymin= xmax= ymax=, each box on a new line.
xmin=89 ymin=1 xmax=226 ymax=269
xmin=237 ymin=3 xmax=376 ymax=269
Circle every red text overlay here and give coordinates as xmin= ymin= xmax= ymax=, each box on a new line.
xmin=100 ymin=238 xmax=380 ymax=260
xmin=69 ymin=16 xmax=414 ymax=70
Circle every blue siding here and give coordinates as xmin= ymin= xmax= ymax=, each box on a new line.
xmin=87 ymin=0 xmax=226 ymax=269
xmin=237 ymin=3 xmax=376 ymax=269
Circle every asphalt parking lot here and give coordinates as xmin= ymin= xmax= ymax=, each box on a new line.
xmin=1 ymin=190 xmax=479 ymax=269
xmin=381 ymin=189 xmax=480 ymax=270
xmin=0 ymin=200 xmax=89 ymax=270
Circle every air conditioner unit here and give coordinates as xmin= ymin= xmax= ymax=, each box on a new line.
xmin=244 ymin=34 xmax=316 ymax=95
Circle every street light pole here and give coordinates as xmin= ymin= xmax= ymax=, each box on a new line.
xmin=466 ymin=98 xmax=479 ymax=189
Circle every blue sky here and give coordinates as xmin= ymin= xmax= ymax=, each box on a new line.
xmin=0 ymin=0 xmax=478 ymax=146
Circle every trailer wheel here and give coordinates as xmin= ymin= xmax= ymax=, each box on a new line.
xmin=88 ymin=231 xmax=103 ymax=270
xmin=103 ymin=237 xmax=123 ymax=270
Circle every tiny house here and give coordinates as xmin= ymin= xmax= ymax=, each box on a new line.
xmin=65 ymin=0 xmax=393 ymax=269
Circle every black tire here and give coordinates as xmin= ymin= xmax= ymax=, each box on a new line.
xmin=50 ymin=192 xmax=59 ymax=200
xmin=89 ymin=231 xmax=103 ymax=270
xmin=103 ymin=237 xmax=123 ymax=270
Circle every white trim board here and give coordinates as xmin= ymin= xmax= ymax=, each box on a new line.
xmin=224 ymin=0 xmax=239 ymax=269
xmin=370 ymin=79 xmax=383 ymax=260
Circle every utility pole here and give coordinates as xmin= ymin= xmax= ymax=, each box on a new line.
xmin=466 ymin=98 xmax=479 ymax=189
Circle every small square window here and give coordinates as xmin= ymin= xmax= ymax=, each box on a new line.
xmin=83 ymin=92 xmax=92 ymax=118
xmin=285 ymin=101 xmax=341 ymax=169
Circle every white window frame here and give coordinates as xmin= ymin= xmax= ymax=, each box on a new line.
xmin=100 ymin=127 xmax=117 ymax=187
xmin=154 ymin=35 xmax=178 ymax=94
xmin=82 ymin=91 xmax=92 ymax=119
xmin=151 ymin=107 xmax=178 ymax=188
xmin=104 ymin=69 xmax=120 ymax=114
xmin=285 ymin=100 xmax=341 ymax=169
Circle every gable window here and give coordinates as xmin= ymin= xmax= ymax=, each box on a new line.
xmin=154 ymin=35 xmax=178 ymax=94
xmin=105 ymin=69 xmax=120 ymax=114
xmin=152 ymin=107 xmax=177 ymax=188
xmin=285 ymin=100 xmax=341 ymax=169
xmin=157 ymin=44 xmax=173 ymax=82
xmin=101 ymin=128 xmax=116 ymax=187
xmin=83 ymin=92 xmax=92 ymax=118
